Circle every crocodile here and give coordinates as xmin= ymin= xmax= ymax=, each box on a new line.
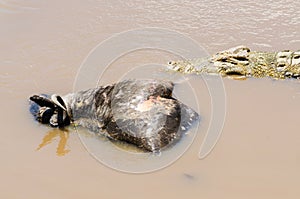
xmin=167 ymin=46 xmax=300 ymax=80
xmin=29 ymin=79 xmax=199 ymax=152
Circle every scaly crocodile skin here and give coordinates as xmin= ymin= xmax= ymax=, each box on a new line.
xmin=168 ymin=46 xmax=300 ymax=80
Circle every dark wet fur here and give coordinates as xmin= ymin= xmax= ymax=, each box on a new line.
xmin=29 ymin=79 xmax=199 ymax=152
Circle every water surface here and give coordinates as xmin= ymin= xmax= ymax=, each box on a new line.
xmin=1 ymin=0 xmax=300 ymax=198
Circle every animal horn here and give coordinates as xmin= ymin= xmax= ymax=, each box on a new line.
xmin=30 ymin=95 xmax=55 ymax=108
xmin=51 ymin=94 xmax=67 ymax=111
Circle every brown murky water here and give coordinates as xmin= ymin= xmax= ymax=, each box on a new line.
xmin=1 ymin=0 xmax=300 ymax=198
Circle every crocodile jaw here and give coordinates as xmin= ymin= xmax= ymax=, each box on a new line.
xmin=167 ymin=59 xmax=219 ymax=75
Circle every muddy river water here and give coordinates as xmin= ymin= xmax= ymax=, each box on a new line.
xmin=1 ymin=0 xmax=300 ymax=198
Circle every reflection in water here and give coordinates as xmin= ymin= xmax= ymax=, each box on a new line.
xmin=36 ymin=128 xmax=70 ymax=156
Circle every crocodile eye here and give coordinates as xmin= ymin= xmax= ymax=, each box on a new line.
xmin=168 ymin=61 xmax=173 ymax=65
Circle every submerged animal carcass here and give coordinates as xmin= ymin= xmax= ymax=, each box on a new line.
xmin=29 ymin=79 xmax=199 ymax=152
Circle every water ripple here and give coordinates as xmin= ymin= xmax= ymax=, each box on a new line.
xmin=0 ymin=0 xmax=37 ymax=14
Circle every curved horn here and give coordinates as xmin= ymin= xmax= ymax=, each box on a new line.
xmin=51 ymin=94 xmax=67 ymax=111
xmin=30 ymin=95 xmax=55 ymax=108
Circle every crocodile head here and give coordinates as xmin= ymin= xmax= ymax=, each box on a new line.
xmin=209 ymin=46 xmax=251 ymax=79
xmin=167 ymin=46 xmax=251 ymax=80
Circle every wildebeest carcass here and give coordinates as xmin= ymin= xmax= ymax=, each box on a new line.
xmin=29 ymin=79 xmax=199 ymax=152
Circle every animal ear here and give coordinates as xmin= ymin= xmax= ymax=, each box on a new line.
xmin=51 ymin=94 xmax=67 ymax=111
xmin=29 ymin=95 xmax=55 ymax=108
